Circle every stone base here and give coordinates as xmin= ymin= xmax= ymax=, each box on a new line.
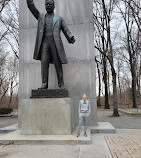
xmin=0 ymin=129 xmax=91 ymax=145
xmin=90 ymin=122 xmax=116 ymax=134
xmin=21 ymin=98 xmax=72 ymax=135
xmin=31 ymin=89 xmax=69 ymax=98
xmin=0 ymin=122 xmax=116 ymax=145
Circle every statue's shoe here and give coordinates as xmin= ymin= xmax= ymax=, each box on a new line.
xmin=59 ymin=85 xmax=65 ymax=89
xmin=38 ymin=83 xmax=48 ymax=89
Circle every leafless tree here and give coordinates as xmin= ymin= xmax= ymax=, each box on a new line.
xmin=117 ymin=0 xmax=141 ymax=108
xmin=93 ymin=0 xmax=120 ymax=116
xmin=0 ymin=0 xmax=19 ymax=107
xmin=93 ymin=0 xmax=110 ymax=109
xmin=0 ymin=0 xmax=19 ymax=59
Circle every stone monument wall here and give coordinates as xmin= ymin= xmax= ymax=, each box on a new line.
xmin=19 ymin=0 xmax=97 ymax=128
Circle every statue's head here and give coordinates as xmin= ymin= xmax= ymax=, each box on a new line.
xmin=45 ymin=0 xmax=55 ymax=13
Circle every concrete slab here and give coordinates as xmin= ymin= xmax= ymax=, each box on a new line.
xmin=119 ymin=108 xmax=141 ymax=115
xmin=89 ymin=134 xmax=112 ymax=158
xmin=0 ymin=124 xmax=18 ymax=134
xmin=0 ymin=122 xmax=116 ymax=145
xmin=0 ymin=128 xmax=91 ymax=145
xmin=0 ymin=133 xmax=113 ymax=158
xmin=116 ymin=129 xmax=141 ymax=136
xmin=0 ymin=134 xmax=112 ymax=158
xmin=1 ymin=129 xmax=141 ymax=158
xmin=90 ymin=122 xmax=116 ymax=134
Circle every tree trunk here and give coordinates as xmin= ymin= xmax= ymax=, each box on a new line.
xmin=96 ymin=58 xmax=101 ymax=107
xmin=103 ymin=57 xmax=110 ymax=109
xmin=131 ymin=63 xmax=137 ymax=108
xmin=136 ymin=56 xmax=141 ymax=95
xmin=107 ymin=17 xmax=119 ymax=116
xmin=112 ymin=69 xmax=120 ymax=116
xmin=9 ymin=90 xmax=13 ymax=107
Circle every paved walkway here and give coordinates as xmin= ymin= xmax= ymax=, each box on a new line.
xmin=0 ymin=116 xmax=17 ymax=129
xmin=105 ymin=136 xmax=141 ymax=158
xmin=0 ymin=129 xmax=141 ymax=158
xmin=97 ymin=109 xmax=141 ymax=129
xmin=0 ymin=109 xmax=141 ymax=157
xmin=0 ymin=134 xmax=112 ymax=158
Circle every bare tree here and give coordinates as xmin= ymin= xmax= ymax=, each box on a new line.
xmin=93 ymin=0 xmax=120 ymax=116
xmin=93 ymin=0 xmax=110 ymax=109
xmin=0 ymin=0 xmax=19 ymax=59
xmin=0 ymin=0 xmax=19 ymax=107
xmin=117 ymin=0 xmax=141 ymax=108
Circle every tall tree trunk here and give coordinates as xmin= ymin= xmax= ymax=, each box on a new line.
xmin=107 ymin=17 xmax=120 ymax=116
xmin=95 ymin=58 xmax=101 ymax=107
xmin=127 ymin=33 xmax=137 ymax=108
xmin=103 ymin=57 xmax=110 ymax=109
xmin=131 ymin=63 xmax=137 ymax=108
xmin=137 ymin=56 xmax=141 ymax=95
xmin=112 ymin=69 xmax=120 ymax=116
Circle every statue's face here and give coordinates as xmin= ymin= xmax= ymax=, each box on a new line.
xmin=45 ymin=0 xmax=55 ymax=13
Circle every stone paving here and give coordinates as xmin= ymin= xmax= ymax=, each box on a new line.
xmin=105 ymin=136 xmax=141 ymax=158
xmin=0 ymin=134 xmax=112 ymax=158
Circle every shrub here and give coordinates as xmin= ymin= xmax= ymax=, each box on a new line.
xmin=0 ymin=107 xmax=13 ymax=115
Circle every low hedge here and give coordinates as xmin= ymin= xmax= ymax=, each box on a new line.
xmin=0 ymin=107 xmax=13 ymax=115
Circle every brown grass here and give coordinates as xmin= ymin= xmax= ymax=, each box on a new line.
xmin=0 ymin=96 xmax=18 ymax=109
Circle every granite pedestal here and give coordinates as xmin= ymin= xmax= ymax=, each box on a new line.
xmin=21 ymin=98 xmax=72 ymax=135
xmin=31 ymin=89 xmax=69 ymax=98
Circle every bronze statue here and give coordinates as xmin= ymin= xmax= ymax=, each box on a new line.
xmin=27 ymin=0 xmax=75 ymax=89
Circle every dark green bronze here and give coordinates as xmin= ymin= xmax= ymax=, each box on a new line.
xmin=26 ymin=0 xmax=75 ymax=89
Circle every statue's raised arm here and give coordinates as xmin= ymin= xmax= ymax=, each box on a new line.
xmin=26 ymin=0 xmax=40 ymax=20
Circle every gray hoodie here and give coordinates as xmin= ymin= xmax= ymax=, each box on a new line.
xmin=78 ymin=99 xmax=91 ymax=115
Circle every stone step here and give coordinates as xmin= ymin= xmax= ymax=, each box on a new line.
xmin=0 ymin=122 xmax=116 ymax=145
xmin=0 ymin=129 xmax=91 ymax=145
xmin=90 ymin=122 xmax=116 ymax=134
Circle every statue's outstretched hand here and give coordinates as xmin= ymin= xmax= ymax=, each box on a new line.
xmin=69 ymin=36 xmax=75 ymax=44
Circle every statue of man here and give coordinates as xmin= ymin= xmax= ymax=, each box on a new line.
xmin=26 ymin=0 xmax=75 ymax=89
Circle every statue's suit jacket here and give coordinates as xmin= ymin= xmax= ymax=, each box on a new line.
xmin=27 ymin=0 xmax=73 ymax=64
